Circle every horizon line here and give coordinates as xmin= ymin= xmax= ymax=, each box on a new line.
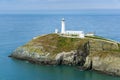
xmin=1 ymin=9 xmax=120 ymax=15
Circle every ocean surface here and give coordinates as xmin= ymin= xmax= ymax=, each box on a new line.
xmin=0 ymin=14 xmax=120 ymax=80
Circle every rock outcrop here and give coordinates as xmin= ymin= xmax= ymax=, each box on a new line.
xmin=83 ymin=39 xmax=120 ymax=76
xmin=9 ymin=34 xmax=120 ymax=76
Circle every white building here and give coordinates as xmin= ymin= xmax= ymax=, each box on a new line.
xmin=65 ymin=31 xmax=85 ymax=38
xmin=61 ymin=18 xmax=85 ymax=38
xmin=55 ymin=29 xmax=58 ymax=33
xmin=86 ymin=32 xmax=95 ymax=36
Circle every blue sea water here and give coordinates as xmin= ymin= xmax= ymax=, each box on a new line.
xmin=0 ymin=14 xmax=120 ymax=80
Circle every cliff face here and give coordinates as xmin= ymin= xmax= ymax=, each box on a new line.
xmin=10 ymin=34 xmax=120 ymax=76
xmin=11 ymin=34 xmax=89 ymax=65
xmin=83 ymin=39 xmax=120 ymax=75
xmin=83 ymin=39 xmax=120 ymax=76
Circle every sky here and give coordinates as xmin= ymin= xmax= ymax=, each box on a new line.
xmin=0 ymin=0 xmax=120 ymax=14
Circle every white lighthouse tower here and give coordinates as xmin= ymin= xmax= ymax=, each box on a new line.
xmin=55 ymin=18 xmax=85 ymax=38
xmin=61 ymin=18 xmax=65 ymax=34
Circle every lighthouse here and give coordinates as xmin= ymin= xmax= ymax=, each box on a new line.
xmin=55 ymin=18 xmax=85 ymax=38
xmin=61 ymin=18 xmax=65 ymax=34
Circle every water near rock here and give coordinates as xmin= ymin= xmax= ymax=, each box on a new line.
xmin=10 ymin=34 xmax=120 ymax=76
xmin=0 ymin=14 xmax=120 ymax=80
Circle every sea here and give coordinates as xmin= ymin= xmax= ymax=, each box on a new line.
xmin=0 ymin=14 xmax=120 ymax=80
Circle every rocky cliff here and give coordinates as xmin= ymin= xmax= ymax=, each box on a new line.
xmin=9 ymin=34 xmax=120 ymax=76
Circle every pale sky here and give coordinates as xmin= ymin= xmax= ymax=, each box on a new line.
xmin=0 ymin=0 xmax=120 ymax=13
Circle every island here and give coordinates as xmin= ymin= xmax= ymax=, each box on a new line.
xmin=9 ymin=18 xmax=120 ymax=76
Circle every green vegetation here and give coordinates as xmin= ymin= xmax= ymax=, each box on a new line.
xmin=90 ymin=51 xmax=120 ymax=59
xmin=71 ymin=34 xmax=78 ymax=36
xmin=22 ymin=33 xmax=120 ymax=58
xmin=118 ymin=43 xmax=120 ymax=48
xmin=23 ymin=34 xmax=89 ymax=56
xmin=86 ymin=35 xmax=112 ymax=41
xmin=118 ymin=43 xmax=120 ymax=49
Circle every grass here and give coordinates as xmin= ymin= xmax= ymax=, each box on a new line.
xmin=22 ymin=34 xmax=120 ymax=58
xmin=55 ymin=36 xmax=88 ymax=53
xmin=116 ymin=43 xmax=120 ymax=52
xmin=118 ymin=44 xmax=120 ymax=47
xmin=23 ymin=34 xmax=89 ymax=56
xmin=23 ymin=46 xmax=43 ymax=54
xmin=86 ymin=35 xmax=112 ymax=41
xmin=90 ymin=50 xmax=120 ymax=59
